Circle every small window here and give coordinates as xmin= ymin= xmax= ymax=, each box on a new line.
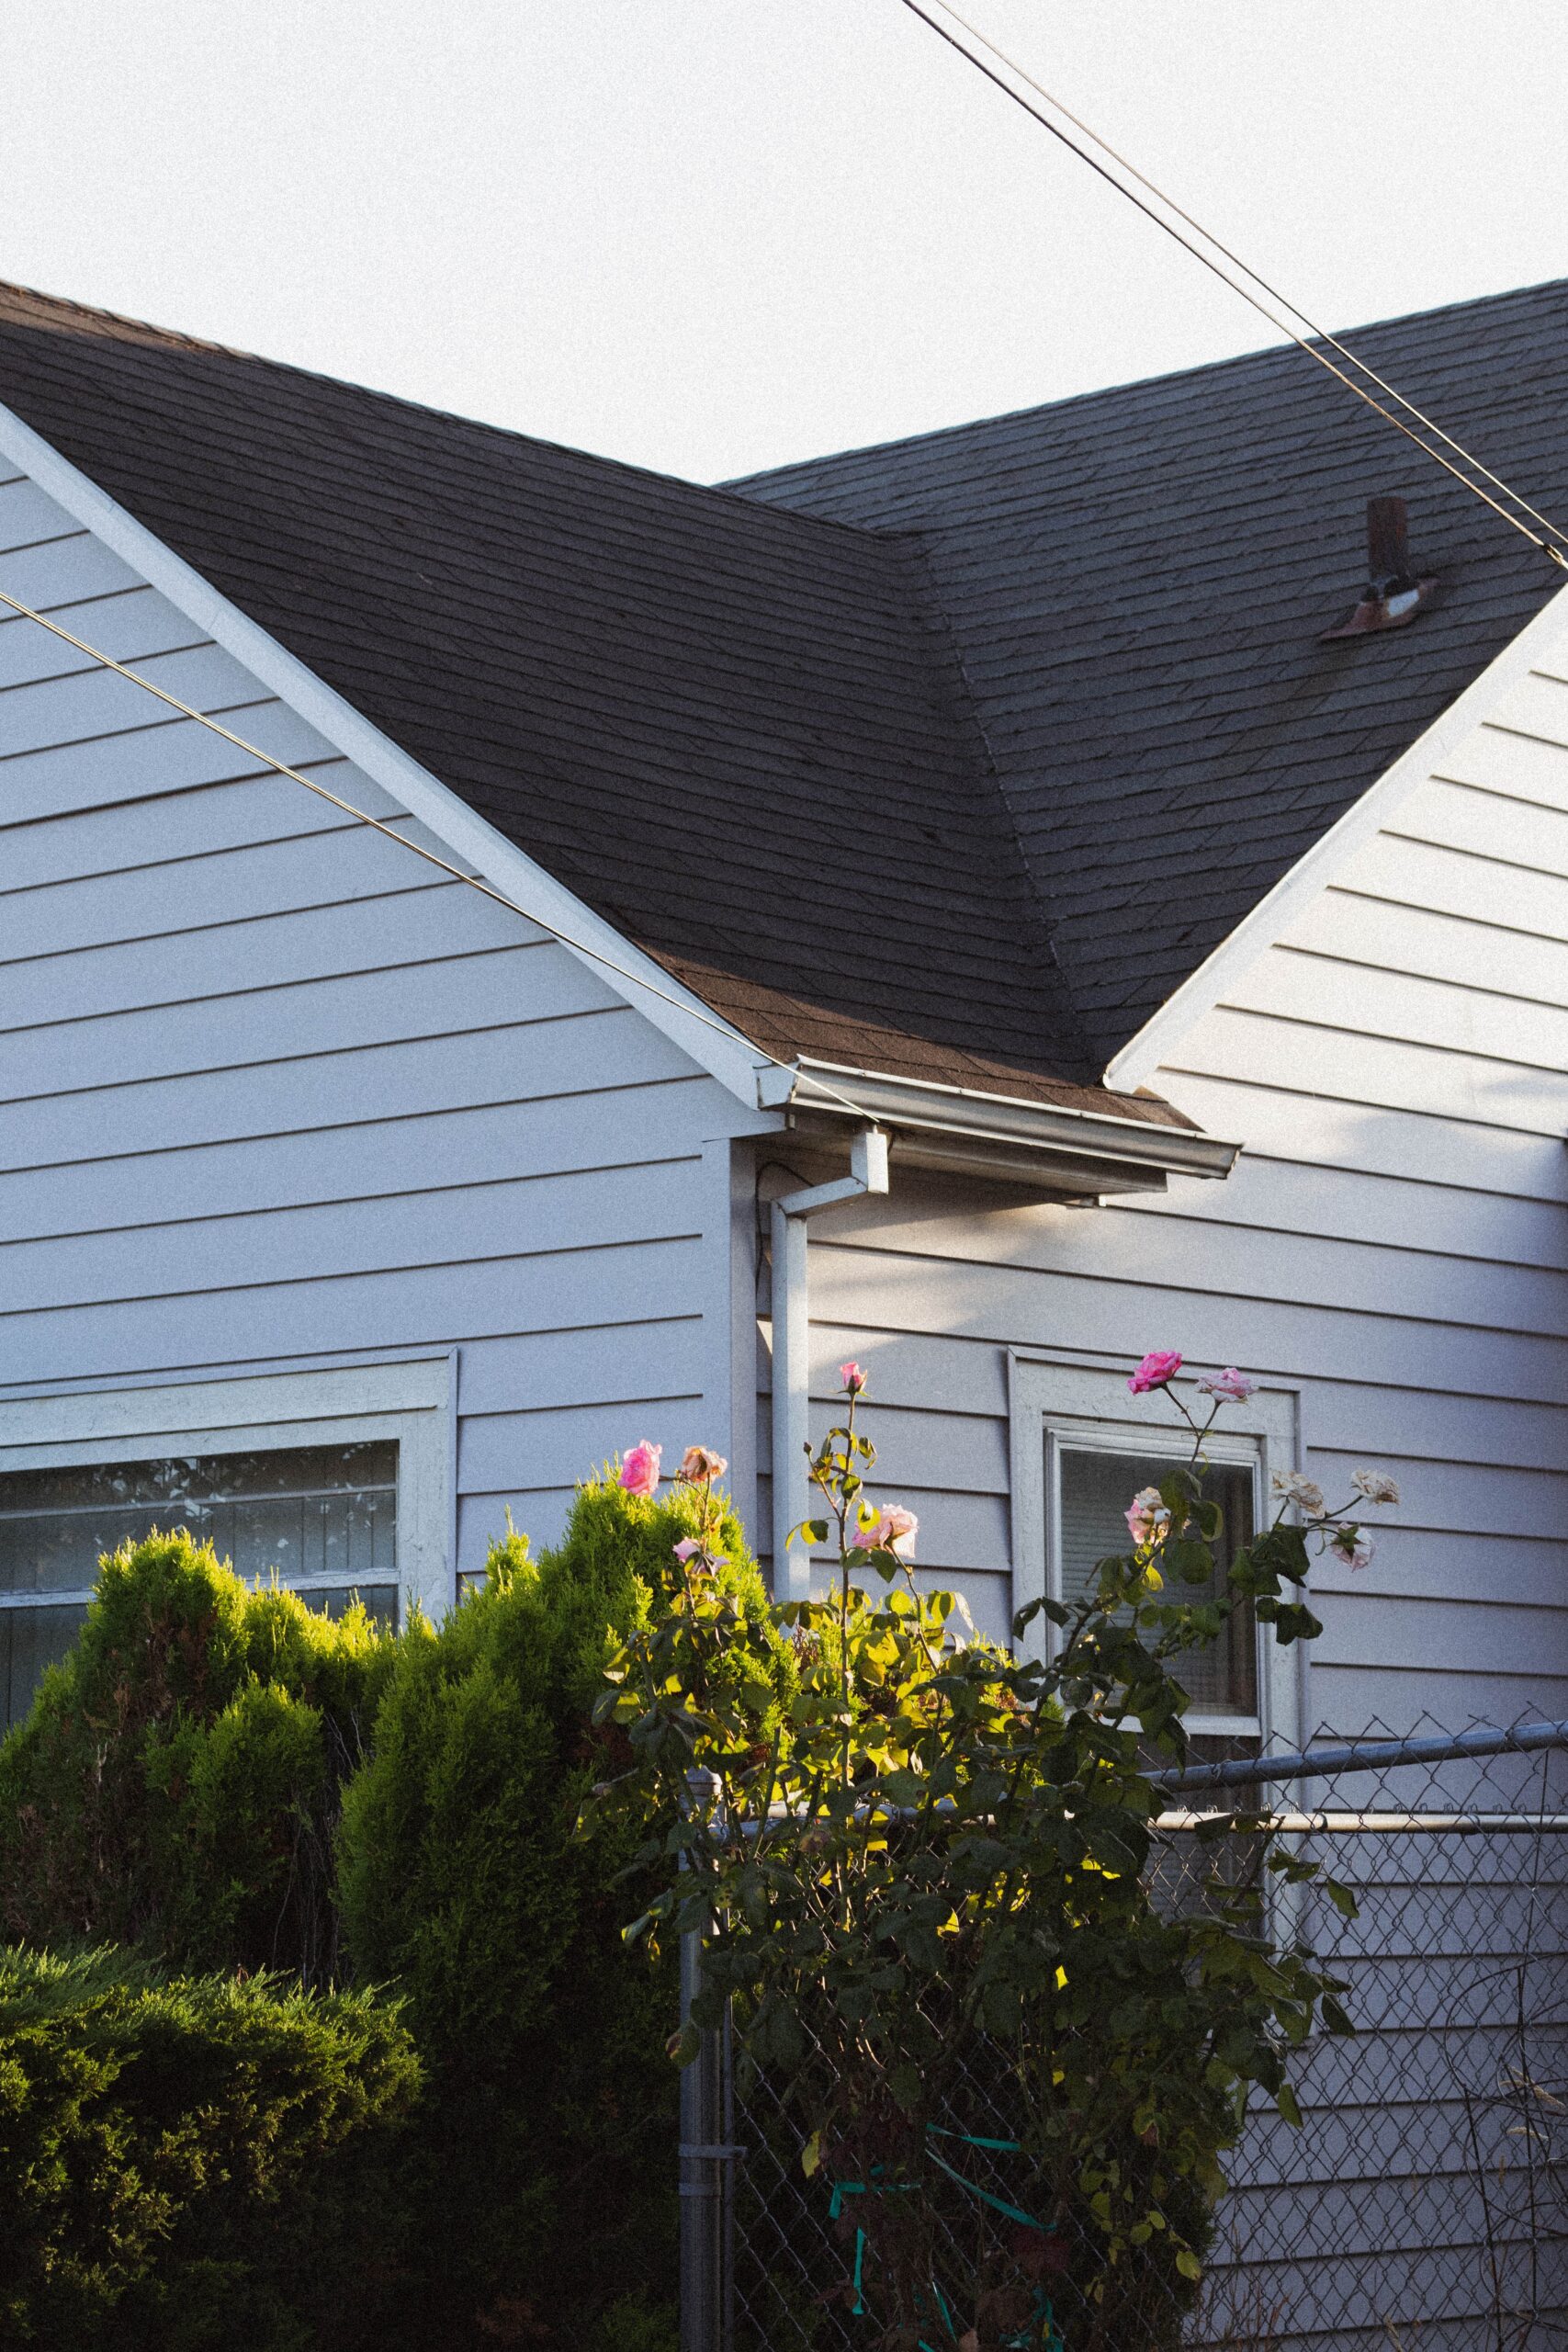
xmin=1057 ymin=1445 xmax=1257 ymax=1719
xmin=0 ymin=1441 xmax=400 ymax=1733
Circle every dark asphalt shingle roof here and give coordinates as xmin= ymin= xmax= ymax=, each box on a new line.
xmin=0 ymin=280 xmax=1122 ymax=1114
xmin=2 ymin=276 xmax=1564 ymax=1112
xmin=732 ymin=277 xmax=1568 ymax=1069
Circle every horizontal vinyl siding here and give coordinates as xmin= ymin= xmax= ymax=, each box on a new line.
xmin=775 ymin=664 xmax=1568 ymax=1738
xmin=0 ymin=502 xmax=751 ymax=1598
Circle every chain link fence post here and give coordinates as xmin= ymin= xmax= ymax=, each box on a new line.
xmin=680 ymin=1767 xmax=735 ymax=2352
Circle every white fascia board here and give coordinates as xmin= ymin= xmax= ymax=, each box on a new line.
xmin=0 ymin=397 xmax=773 ymax=1114
xmin=1106 ymin=572 xmax=1568 ymax=1092
xmin=761 ymin=1056 xmax=1239 ymax=1180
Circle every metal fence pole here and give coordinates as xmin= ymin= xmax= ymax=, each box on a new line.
xmin=680 ymin=1769 xmax=735 ymax=2352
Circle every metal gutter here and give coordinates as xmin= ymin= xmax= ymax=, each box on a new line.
xmin=757 ymin=1057 xmax=1240 ymax=1183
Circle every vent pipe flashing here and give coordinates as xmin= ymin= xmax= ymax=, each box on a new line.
xmin=1322 ymin=495 xmax=1438 ymax=638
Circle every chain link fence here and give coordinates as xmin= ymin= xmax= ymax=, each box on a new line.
xmin=680 ymin=1717 xmax=1568 ymax=2352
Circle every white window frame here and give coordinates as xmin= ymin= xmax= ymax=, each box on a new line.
xmin=0 ymin=1354 xmax=456 ymax=1633
xmin=1009 ymin=1352 xmax=1303 ymax=1751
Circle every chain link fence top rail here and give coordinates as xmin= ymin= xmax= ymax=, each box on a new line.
xmin=694 ymin=1715 xmax=1568 ymax=2352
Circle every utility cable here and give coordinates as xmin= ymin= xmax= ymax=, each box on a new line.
xmin=924 ymin=0 xmax=1568 ymax=557
xmin=0 ymin=580 xmax=878 ymax=1120
xmin=898 ymin=0 xmax=1568 ymax=570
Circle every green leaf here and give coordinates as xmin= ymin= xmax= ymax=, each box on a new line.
xmin=1171 ymin=1539 xmax=1214 ymax=1586
xmin=669 ymin=2019 xmax=701 ymax=2069
xmin=1274 ymin=2083 xmax=1303 ymax=2129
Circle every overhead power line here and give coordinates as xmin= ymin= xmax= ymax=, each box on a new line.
xmin=0 ymin=581 xmax=879 ymax=1120
xmin=899 ymin=0 xmax=1568 ymax=571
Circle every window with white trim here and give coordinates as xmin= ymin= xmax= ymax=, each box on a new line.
xmin=0 ymin=1358 xmax=454 ymax=1736
xmin=1055 ymin=1430 xmax=1258 ymax=1724
xmin=1010 ymin=1356 xmax=1303 ymax=1748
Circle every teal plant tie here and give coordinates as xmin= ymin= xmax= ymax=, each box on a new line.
xmin=828 ymin=2166 xmax=918 ymax=2318
xmin=823 ymin=2126 xmax=1064 ymax=2351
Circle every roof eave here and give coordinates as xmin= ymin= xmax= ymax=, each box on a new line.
xmin=0 ymin=392 xmax=777 ymax=1117
xmin=758 ymin=1057 xmax=1240 ymax=1193
xmin=1104 ymin=575 xmax=1568 ymax=1094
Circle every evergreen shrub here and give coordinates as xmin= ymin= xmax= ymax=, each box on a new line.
xmin=0 ymin=1530 xmax=396 ymax=1981
xmin=334 ymin=1474 xmax=794 ymax=2352
xmin=0 ymin=1941 xmax=420 ymax=2352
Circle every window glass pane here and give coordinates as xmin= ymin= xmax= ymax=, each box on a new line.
xmin=0 ymin=1443 xmax=397 ymax=1594
xmin=0 ymin=1443 xmax=399 ymax=1733
xmin=303 ymin=1584 xmax=399 ymax=1629
xmin=1 ymin=1601 xmax=89 ymax=1734
xmin=1057 ymin=1447 xmax=1257 ymax=1717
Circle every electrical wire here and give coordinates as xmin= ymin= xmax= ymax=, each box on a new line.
xmin=925 ymin=0 xmax=1568 ymax=557
xmin=899 ymin=0 xmax=1568 ymax=570
xmin=0 ymin=580 xmax=879 ymax=1120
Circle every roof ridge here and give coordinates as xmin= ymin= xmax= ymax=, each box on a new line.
xmin=0 ymin=275 xmax=896 ymax=549
xmin=725 ymin=272 xmax=1568 ymax=491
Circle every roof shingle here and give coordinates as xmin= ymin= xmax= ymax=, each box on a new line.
xmin=3 ymin=274 xmax=1564 ymax=1112
xmin=732 ymin=277 xmax=1568 ymax=1065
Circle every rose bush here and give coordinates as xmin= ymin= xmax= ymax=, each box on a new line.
xmin=588 ymin=1357 xmax=1398 ymax=2352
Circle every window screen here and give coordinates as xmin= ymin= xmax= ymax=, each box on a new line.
xmin=1057 ymin=1446 xmax=1257 ymax=1717
xmin=0 ymin=1442 xmax=398 ymax=1732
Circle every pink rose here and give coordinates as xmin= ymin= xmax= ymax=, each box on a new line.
xmin=1326 ymin=1523 xmax=1374 ymax=1572
xmin=1196 ymin=1366 xmax=1257 ymax=1403
xmin=618 ymin=1441 xmax=662 ymax=1498
xmin=839 ymin=1361 xmax=868 ymax=1395
xmin=851 ymin=1505 xmax=919 ymax=1558
xmin=1124 ymin=1486 xmax=1169 ymax=1548
xmin=677 ymin=1446 xmax=728 ymax=1483
xmin=1128 ymin=1350 xmax=1183 ymax=1396
xmin=673 ymin=1536 xmax=728 ymax=1567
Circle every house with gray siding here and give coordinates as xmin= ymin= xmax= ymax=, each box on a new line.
xmin=0 ymin=275 xmax=1565 ymax=1770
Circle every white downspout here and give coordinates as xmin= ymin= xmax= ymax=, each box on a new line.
xmin=770 ymin=1126 xmax=889 ymax=1600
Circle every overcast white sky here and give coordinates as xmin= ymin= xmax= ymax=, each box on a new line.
xmin=1 ymin=2 xmax=1563 ymax=483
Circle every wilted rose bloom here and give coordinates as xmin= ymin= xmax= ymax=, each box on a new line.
xmin=851 ymin=1505 xmax=919 ymax=1558
xmin=1128 ymin=1350 xmax=1183 ymax=1395
xmin=1196 ymin=1366 xmax=1258 ymax=1403
xmin=839 ymin=1361 xmax=868 ymax=1395
xmin=1124 ymin=1486 xmax=1169 ymax=1547
xmin=1326 ymin=1523 xmax=1375 ymax=1571
xmin=677 ymin=1445 xmax=728 ymax=1484
xmin=1352 ymin=1468 xmax=1401 ymax=1506
xmin=1271 ymin=1469 xmax=1325 ymax=1516
xmin=618 ymin=1440 xmax=662 ymax=1498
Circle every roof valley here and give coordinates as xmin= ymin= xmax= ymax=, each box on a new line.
xmin=891 ymin=523 xmax=1100 ymax=1085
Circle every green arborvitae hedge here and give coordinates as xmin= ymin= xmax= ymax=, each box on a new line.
xmin=0 ymin=1530 xmax=397 ymax=1982
xmin=0 ymin=1942 xmax=421 ymax=2352
xmin=334 ymin=1475 xmax=794 ymax=2352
